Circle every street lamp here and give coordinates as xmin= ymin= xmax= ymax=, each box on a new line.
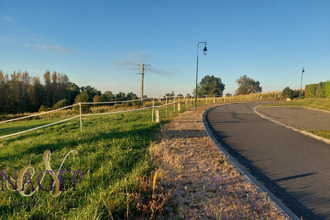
xmin=300 ymin=67 xmax=305 ymax=99
xmin=195 ymin=42 xmax=207 ymax=109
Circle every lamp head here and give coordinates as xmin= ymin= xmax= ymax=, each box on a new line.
xmin=203 ymin=45 xmax=207 ymax=55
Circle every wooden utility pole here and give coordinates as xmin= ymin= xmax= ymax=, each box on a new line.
xmin=140 ymin=64 xmax=144 ymax=105
xmin=138 ymin=64 xmax=150 ymax=105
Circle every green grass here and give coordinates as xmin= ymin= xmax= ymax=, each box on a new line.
xmin=262 ymin=98 xmax=330 ymax=112
xmin=307 ymin=130 xmax=330 ymax=139
xmin=0 ymin=104 xmax=192 ymax=219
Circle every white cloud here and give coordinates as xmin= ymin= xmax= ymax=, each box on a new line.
xmin=2 ymin=16 xmax=15 ymax=23
xmin=113 ymin=52 xmax=178 ymax=75
xmin=148 ymin=66 xmax=178 ymax=75
xmin=25 ymin=44 xmax=77 ymax=54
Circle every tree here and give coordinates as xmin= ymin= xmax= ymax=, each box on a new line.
xmin=29 ymin=77 xmax=45 ymax=111
xmin=103 ymin=91 xmax=113 ymax=101
xmin=126 ymin=92 xmax=137 ymax=100
xmin=235 ymin=75 xmax=262 ymax=95
xmin=44 ymin=70 xmax=52 ymax=107
xmin=80 ymin=86 xmax=100 ymax=102
xmin=93 ymin=94 xmax=102 ymax=102
xmin=176 ymin=94 xmax=184 ymax=99
xmin=115 ymin=92 xmax=126 ymax=101
xmin=67 ymin=82 xmax=80 ymax=104
xmin=195 ymin=75 xmax=225 ymax=96
xmin=165 ymin=91 xmax=175 ymax=97
xmin=282 ymin=87 xmax=293 ymax=99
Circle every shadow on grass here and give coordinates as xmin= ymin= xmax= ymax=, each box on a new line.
xmin=0 ymin=125 xmax=160 ymax=163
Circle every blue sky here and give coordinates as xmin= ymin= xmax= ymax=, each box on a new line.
xmin=0 ymin=0 xmax=329 ymax=97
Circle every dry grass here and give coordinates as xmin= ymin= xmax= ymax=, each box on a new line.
xmin=151 ymin=105 xmax=287 ymax=219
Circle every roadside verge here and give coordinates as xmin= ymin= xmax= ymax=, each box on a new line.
xmin=156 ymin=104 xmax=289 ymax=219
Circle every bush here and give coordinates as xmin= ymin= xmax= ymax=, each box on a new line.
xmin=53 ymin=99 xmax=68 ymax=109
xmin=38 ymin=105 xmax=48 ymax=112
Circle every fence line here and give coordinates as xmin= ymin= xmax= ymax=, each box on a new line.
xmin=0 ymin=115 xmax=80 ymax=140
xmin=81 ymin=97 xmax=152 ymax=105
xmin=0 ymin=103 xmax=79 ymax=124
xmin=81 ymin=105 xmax=154 ymax=117
xmin=0 ymin=98 xmax=178 ymax=140
xmin=1 ymin=94 xmax=226 ymax=140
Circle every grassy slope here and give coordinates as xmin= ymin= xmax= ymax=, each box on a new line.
xmin=263 ymin=98 xmax=330 ymax=112
xmin=0 ymin=105 xmax=188 ymax=219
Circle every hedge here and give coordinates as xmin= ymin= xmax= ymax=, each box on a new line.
xmin=305 ymin=81 xmax=330 ymax=98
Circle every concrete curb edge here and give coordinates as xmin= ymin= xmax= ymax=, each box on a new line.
xmin=202 ymin=105 xmax=300 ymax=220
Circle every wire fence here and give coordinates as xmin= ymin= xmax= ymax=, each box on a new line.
xmin=0 ymin=92 xmax=282 ymax=140
xmin=0 ymin=96 xmax=179 ymax=140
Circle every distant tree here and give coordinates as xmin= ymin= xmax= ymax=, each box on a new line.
xmin=67 ymin=82 xmax=80 ymax=104
xmin=225 ymin=93 xmax=232 ymax=97
xmin=44 ymin=70 xmax=52 ymax=107
xmin=292 ymin=90 xmax=301 ymax=99
xmin=103 ymin=91 xmax=113 ymax=101
xmin=126 ymin=92 xmax=137 ymax=100
xmin=235 ymin=75 xmax=262 ymax=95
xmin=194 ymin=75 xmax=225 ymax=96
xmin=186 ymin=93 xmax=191 ymax=98
xmin=0 ymin=71 xmax=7 ymax=112
xmin=176 ymin=94 xmax=184 ymax=99
xmin=53 ymin=99 xmax=68 ymax=109
xmin=58 ymin=73 xmax=69 ymax=102
xmin=29 ymin=77 xmax=45 ymax=111
xmin=115 ymin=92 xmax=126 ymax=101
xmin=165 ymin=91 xmax=175 ymax=97
xmin=93 ymin=94 xmax=102 ymax=103
xmin=80 ymin=86 xmax=100 ymax=102
xmin=51 ymin=72 xmax=58 ymax=106
xmin=282 ymin=87 xmax=293 ymax=99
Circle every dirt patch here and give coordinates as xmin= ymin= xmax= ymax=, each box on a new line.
xmin=152 ymin=105 xmax=286 ymax=219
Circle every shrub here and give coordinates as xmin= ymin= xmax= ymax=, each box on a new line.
xmin=38 ymin=105 xmax=48 ymax=112
xmin=305 ymin=81 xmax=330 ymax=98
xmin=53 ymin=99 xmax=68 ymax=109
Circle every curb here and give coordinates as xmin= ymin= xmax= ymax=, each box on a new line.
xmin=202 ymin=105 xmax=299 ymax=220
xmin=254 ymin=106 xmax=330 ymax=145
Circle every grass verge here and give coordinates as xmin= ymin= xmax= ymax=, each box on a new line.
xmin=307 ymin=130 xmax=330 ymax=139
xmin=263 ymin=98 xmax=330 ymax=112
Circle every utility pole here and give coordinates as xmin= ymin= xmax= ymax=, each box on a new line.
xmin=138 ymin=64 xmax=150 ymax=105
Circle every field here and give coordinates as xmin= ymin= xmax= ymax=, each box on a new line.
xmin=0 ymin=103 xmax=191 ymax=219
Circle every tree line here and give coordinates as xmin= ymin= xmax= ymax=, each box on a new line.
xmin=0 ymin=70 xmax=264 ymax=114
xmin=0 ymin=70 xmax=138 ymax=114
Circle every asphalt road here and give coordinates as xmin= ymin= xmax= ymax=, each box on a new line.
xmin=207 ymin=103 xmax=330 ymax=219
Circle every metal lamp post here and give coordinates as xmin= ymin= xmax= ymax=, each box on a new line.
xmin=300 ymin=67 xmax=305 ymax=99
xmin=195 ymin=42 xmax=207 ymax=109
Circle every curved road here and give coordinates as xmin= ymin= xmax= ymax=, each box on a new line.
xmin=207 ymin=103 xmax=330 ymax=219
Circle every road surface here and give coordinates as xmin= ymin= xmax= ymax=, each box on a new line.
xmin=206 ymin=103 xmax=330 ymax=219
